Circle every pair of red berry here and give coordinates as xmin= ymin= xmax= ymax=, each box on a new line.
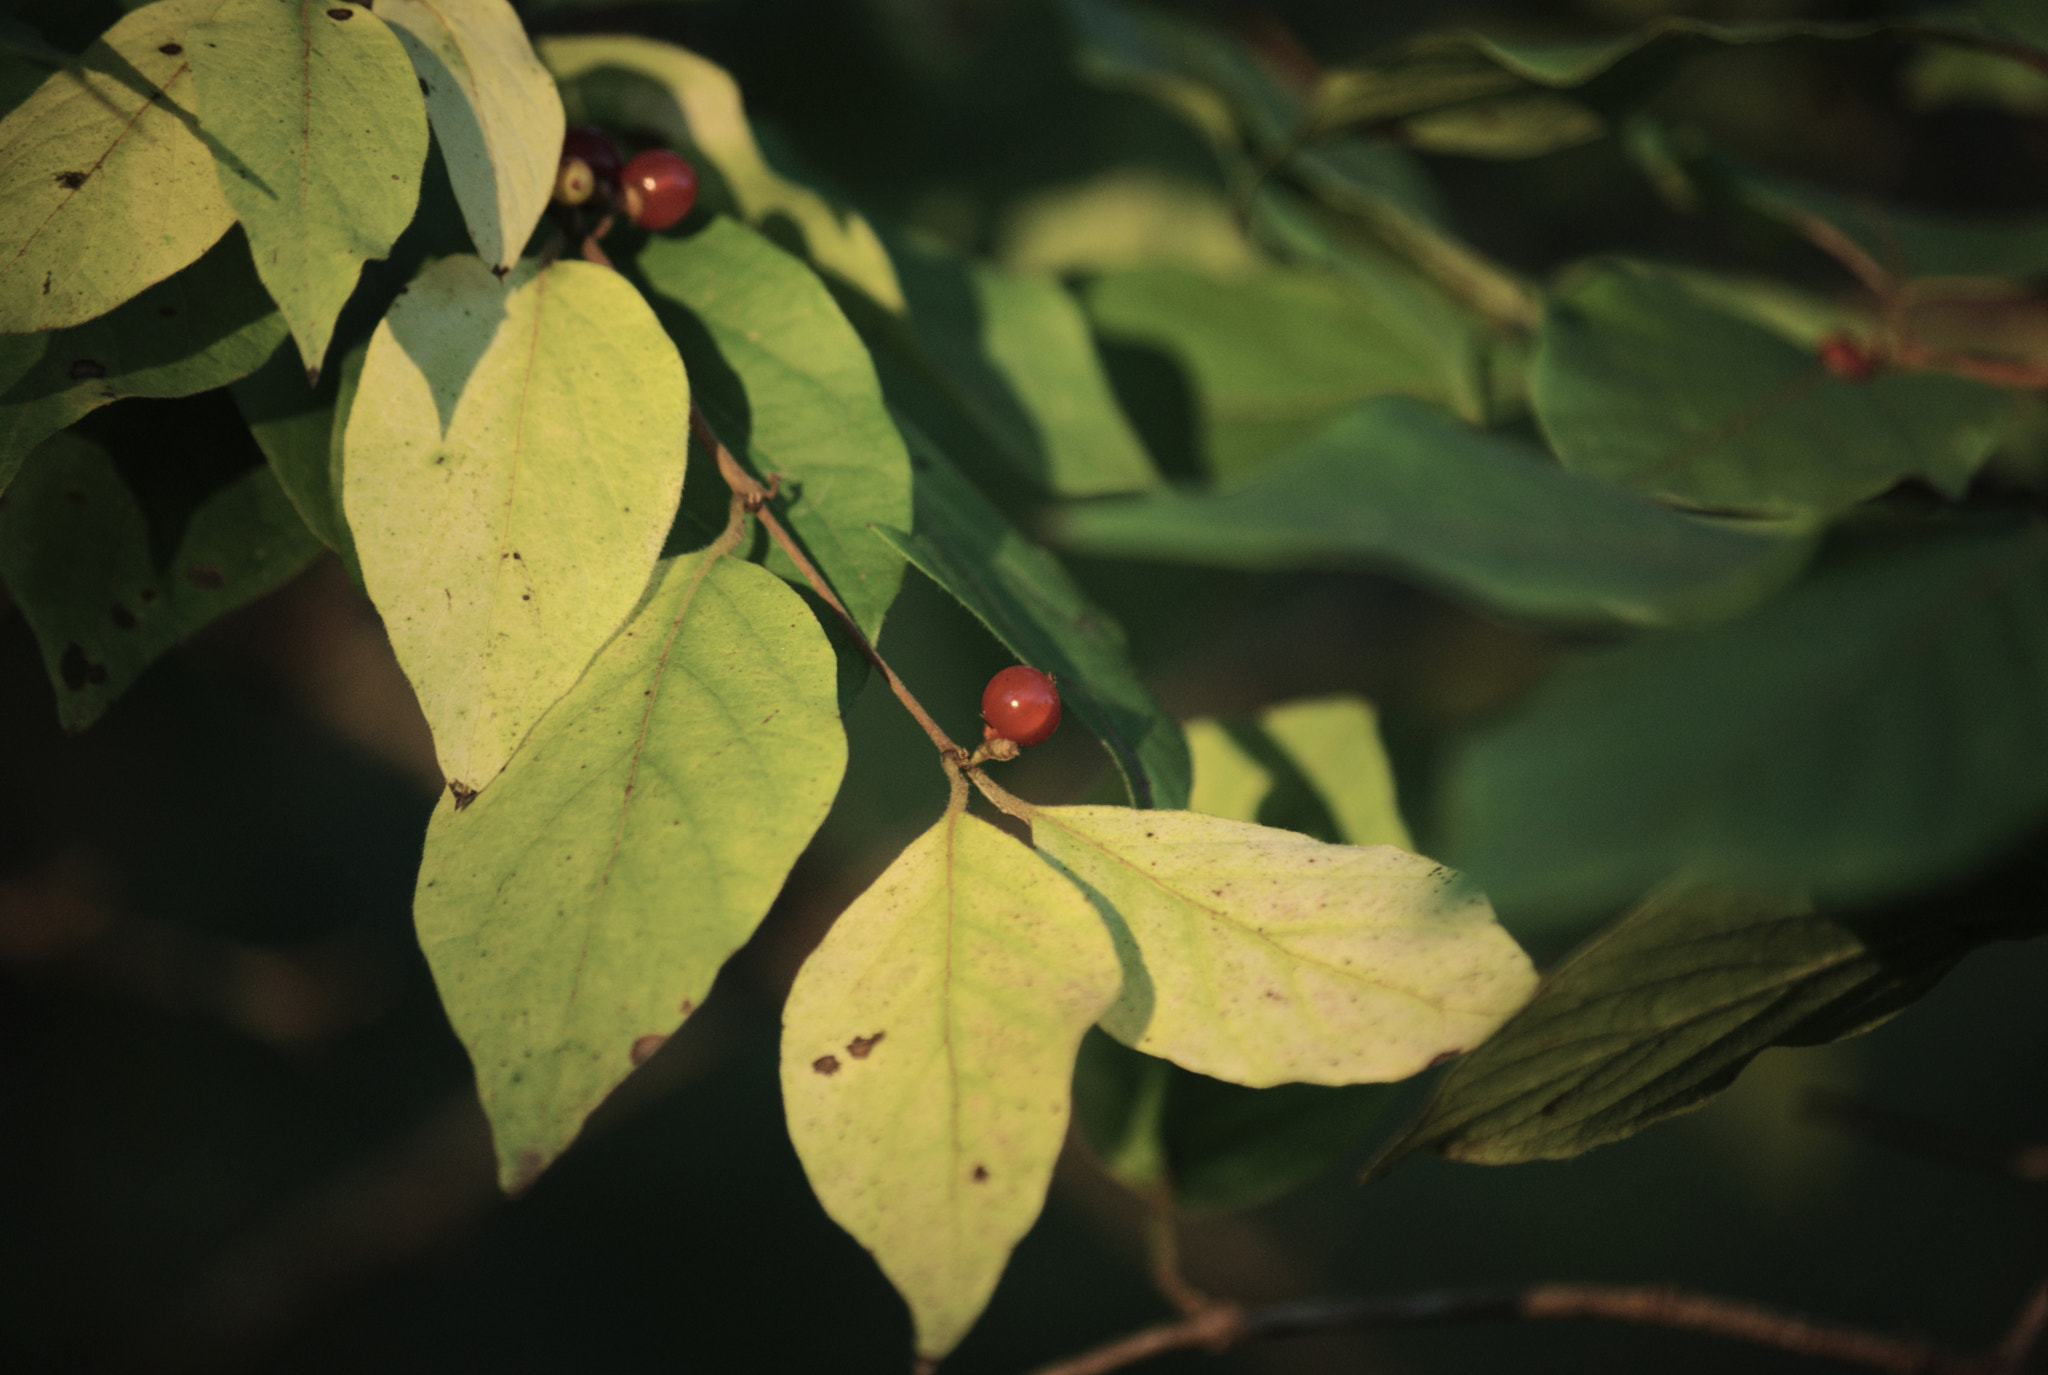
xmin=555 ymin=126 xmax=698 ymax=231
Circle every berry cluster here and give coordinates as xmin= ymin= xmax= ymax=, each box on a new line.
xmin=552 ymin=126 xmax=699 ymax=232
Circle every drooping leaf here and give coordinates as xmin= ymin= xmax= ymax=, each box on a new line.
xmin=1365 ymin=878 xmax=2038 ymax=1175
xmin=419 ymin=551 xmax=845 ymax=1192
xmin=0 ymin=0 xmax=236 ymax=334
xmin=229 ymin=333 xmax=357 ymax=567
xmin=1082 ymin=263 xmax=1490 ymax=479
xmin=342 ymin=255 xmax=688 ymax=796
xmin=1533 ymin=259 xmax=2015 ymax=516
xmin=892 ymin=240 xmax=1159 ymax=498
xmin=376 ymin=0 xmax=561 ymax=273
xmin=1052 ymin=396 xmax=1814 ymax=628
xmin=1187 ymin=695 xmax=1413 ymax=850
xmin=0 ymin=429 xmax=321 ymax=730
xmin=1442 ymin=523 xmax=2048 ymax=916
xmin=1030 ymin=806 xmax=1535 ymax=1088
xmin=782 ymin=805 xmax=1121 ymax=1361
xmin=636 ymin=217 xmax=909 ymax=641
xmin=187 ymin=0 xmax=427 ymax=377
xmin=540 ymin=33 xmax=902 ymax=309
xmin=1 ymin=227 xmax=285 ymax=492
xmin=873 ymin=430 xmax=1190 ymax=810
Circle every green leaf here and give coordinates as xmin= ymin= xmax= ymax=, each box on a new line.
xmin=228 ymin=333 xmax=356 ymax=566
xmin=1082 ymin=263 xmax=1490 ymax=480
xmin=892 ymin=240 xmax=1159 ymax=498
xmin=1188 ymin=695 xmax=1414 ymax=850
xmin=1 ymin=227 xmax=286 ymax=493
xmin=1443 ymin=524 xmax=2048 ymax=916
xmin=1030 ymin=806 xmax=1536 ymax=1087
xmin=376 ymin=0 xmax=561 ymax=273
xmin=0 ymin=429 xmax=321 ymax=729
xmin=1052 ymin=397 xmax=1814 ymax=628
xmin=1365 ymin=879 xmax=2025 ymax=1175
xmin=873 ymin=431 xmax=1190 ymax=810
xmin=636 ymin=217 xmax=909 ymax=641
xmin=342 ymin=255 xmax=689 ymax=796
xmin=781 ymin=805 xmax=1121 ymax=1361
xmin=418 ymin=551 xmax=845 ymax=1191
xmin=187 ymin=0 xmax=426 ymax=378
xmin=0 ymin=0 xmax=236 ymax=333
xmin=1534 ymin=260 xmax=2016 ymax=516
xmin=540 ymin=34 xmax=903 ymax=309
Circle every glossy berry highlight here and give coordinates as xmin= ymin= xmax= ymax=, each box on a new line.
xmin=981 ymin=666 xmax=1061 ymax=747
xmin=620 ymin=148 xmax=699 ymax=230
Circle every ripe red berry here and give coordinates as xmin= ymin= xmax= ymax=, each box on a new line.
xmin=619 ymin=148 xmax=699 ymax=230
xmin=981 ymin=666 xmax=1061 ymax=747
xmin=561 ymin=126 xmax=622 ymax=188
xmin=1818 ymin=333 xmax=1880 ymax=381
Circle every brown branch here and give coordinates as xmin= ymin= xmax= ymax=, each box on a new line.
xmin=689 ymin=406 xmax=967 ymax=763
xmin=1025 ymin=1281 xmax=2007 ymax=1375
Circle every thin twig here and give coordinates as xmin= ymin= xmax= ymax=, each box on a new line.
xmin=1024 ymin=1281 xmax=2002 ymax=1375
xmin=690 ymin=406 xmax=967 ymax=762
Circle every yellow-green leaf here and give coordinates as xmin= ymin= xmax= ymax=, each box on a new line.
xmin=377 ymin=0 xmax=561 ymax=273
xmin=188 ymin=0 xmax=427 ymax=377
xmin=342 ymin=255 xmax=687 ymax=795
xmin=419 ymin=552 xmax=844 ymax=1191
xmin=782 ymin=807 xmax=1121 ymax=1361
xmin=0 ymin=0 xmax=235 ymax=333
xmin=1188 ymin=695 xmax=1412 ymax=850
xmin=1032 ymin=807 xmax=1535 ymax=1087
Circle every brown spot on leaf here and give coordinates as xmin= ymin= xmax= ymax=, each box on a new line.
xmin=449 ymin=780 xmax=477 ymax=810
xmin=159 ymin=42 xmax=183 ymax=54
xmin=678 ymin=998 xmax=695 ymax=1016
xmin=847 ymin=1032 xmax=884 ymax=1059
xmin=109 ymin=604 xmax=136 ymax=630
xmin=812 ymin=1055 xmax=841 ymax=1076
xmin=630 ymin=1034 xmax=665 ymax=1066
xmin=55 ymin=171 xmax=87 ymax=190
xmin=418 ymin=77 xmax=430 ymax=96
xmin=327 ymin=6 xmax=353 ymax=17
xmin=185 ymin=564 xmax=226 ymax=591
xmin=68 ymin=359 xmax=105 ymax=380
xmin=971 ymin=1164 xmax=989 ymax=1182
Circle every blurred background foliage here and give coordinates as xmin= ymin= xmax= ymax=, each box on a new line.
xmin=3 ymin=0 xmax=2047 ymax=1371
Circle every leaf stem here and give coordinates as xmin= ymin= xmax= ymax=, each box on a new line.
xmin=692 ymin=405 xmax=968 ymax=764
xmin=1023 ymin=1280 xmax=2013 ymax=1375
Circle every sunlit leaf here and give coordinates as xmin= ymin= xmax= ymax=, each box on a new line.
xmin=1187 ymin=695 xmax=1413 ymax=849
xmin=1443 ymin=524 xmax=2048 ymax=915
xmin=1052 ymin=396 xmax=1814 ymax=627
xmin=0 ymin=429 xmax=321 ymax=729
xmin=187 ymin=0 xmax=426 ymax=377
xmin=1 ymin=228 xmax=285 ymax=492
xmin=1533 ymin=260 xmax=2015 ymax=516
xmin=0 ymin=0 xmax=236 ymax=333
xmin=541 ymin=33 xmax=902 ymax=308
xmin=637 ymin=217 xmax=909 ymax=641
xmin=873 ymin=431 xmax=1189 ymax=809
xmin=342 ymin=255 xmax=688 ymax=795
xmin=782 ymin=805 xmax=1121 ymax=1361
xmin=376 ymin=0 xmax=560 ymax=273
xmin=419 ymin=551 xmax=844 ymax=1191
xmin=1030 ymin=806 xmax=1535 ymax=1087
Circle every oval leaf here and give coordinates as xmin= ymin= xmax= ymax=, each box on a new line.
xmin=782 ymin=807 xmax=1121 ymax=1361
xmin=376 ymin=0 xmax=560 ymax=273
xmin=0 ymin=0 xmax=237 ymax=333
xmin=1187 ymin=695 xmax=1413 ymax=850
xmin=0 ymin=430 xmax=322 ymax=730
xmin=637 ymin=217 xmax=909 ymax=640
xmin=1031 ymin=806 xmax=1536 ymax=1088
xmin=188 ymin=0 xmax=427 ymax=377
xmin=342 ymin=255 xmax=688 ymax=795
xmin=419 ymin=551 xmax=845 ymax=1191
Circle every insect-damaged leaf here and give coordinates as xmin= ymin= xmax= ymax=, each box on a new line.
xmin=343 ymin=255 xmax=687 ymax=796
xmin=782 ymin=806 xmax=1120 ymax=1362
xmin=188 ymin=0 xmax=427 ymax=377
xmin=1031 ymin=807 xmax=1536 ymax=1088
xmin=419 ymin=551 xmax=844 ymax=1192
xmin=0 ymin=0 xmax=237 ymax=334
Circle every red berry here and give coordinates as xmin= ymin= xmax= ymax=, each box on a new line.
xmin=619 ymin=149 xmax=698 ymax=230
xmin=1818 ymin=333 xmax=1880 ymax=381
xmin=561 ymin=126 xmax=622 ymax=187
xmin=981 ymin=666 xmax=1061 ymax=747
